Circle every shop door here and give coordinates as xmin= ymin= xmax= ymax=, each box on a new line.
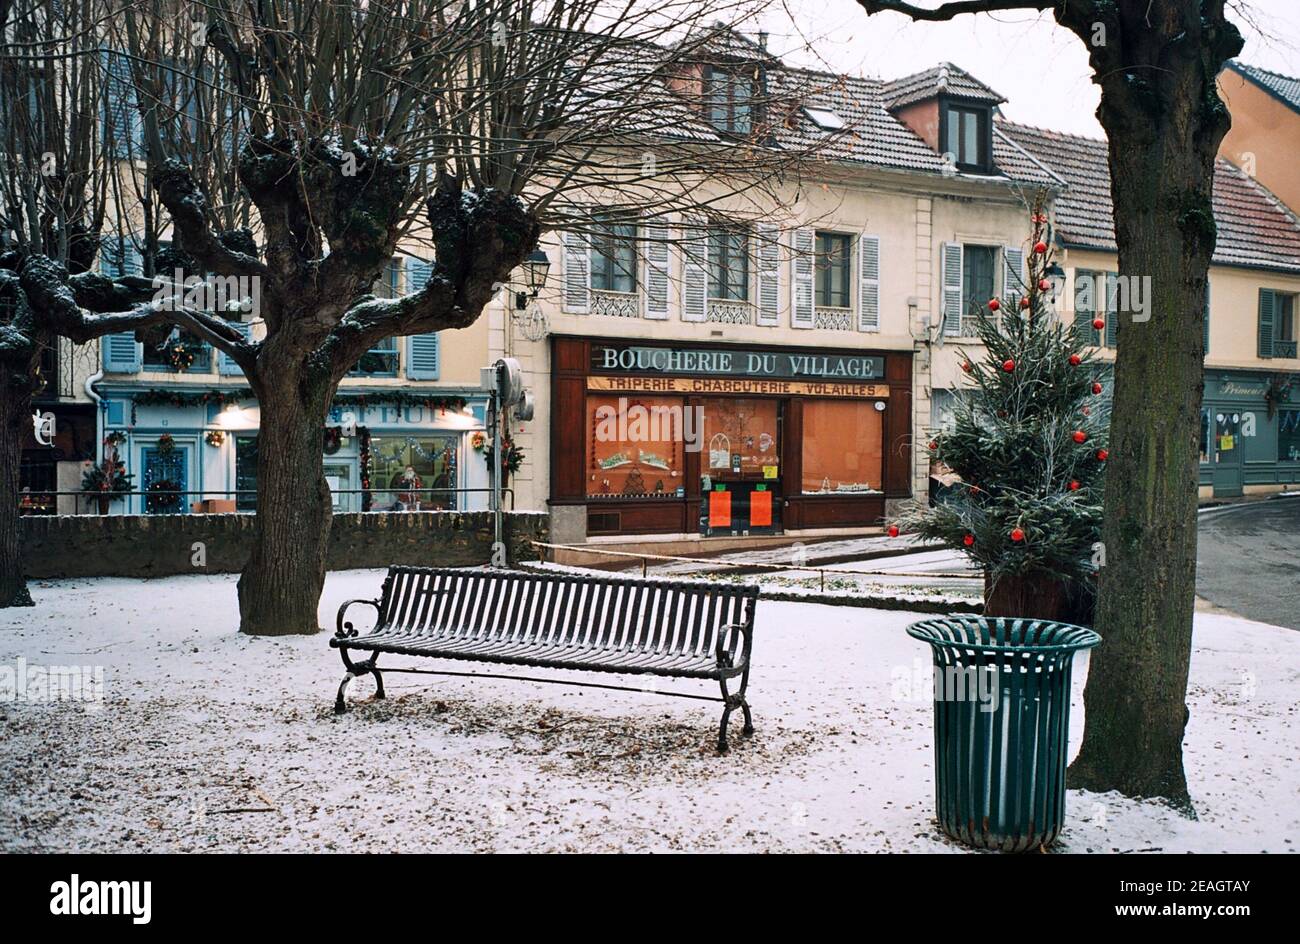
xmin=143 ymin=446 xmax=189 ymax=514
xmin=1212 ymin=409 xmax=1243 ymax=497
xmin=699 ymin=398 xmax=782 ymax=537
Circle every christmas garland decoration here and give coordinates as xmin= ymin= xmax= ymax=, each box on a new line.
xmin=129 ymin=388 xmax=467 ymax=414
xmin=359 ymin=426 xmax=372 ymax=512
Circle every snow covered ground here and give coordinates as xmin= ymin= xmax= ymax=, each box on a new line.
xmin=0 ymin=569 xmax=1295 ymax=853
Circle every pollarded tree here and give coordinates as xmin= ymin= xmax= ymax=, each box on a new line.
xmin=83 ymin=0 xmax=825 ymax=636
xmin=855 ymin=0 xmax=1244 ymax=810
xmin=0 ymin=0 xmax=189 ymax=607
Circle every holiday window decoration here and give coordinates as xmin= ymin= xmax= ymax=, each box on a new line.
xmin=205 ymin=430 xmax=225 ymax=447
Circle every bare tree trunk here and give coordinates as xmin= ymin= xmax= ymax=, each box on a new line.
xmin=1067 ymin=15 xmax=1237 ymax=812
xmin=236 ymin=358 xmax=333 ymax=636
xmin=0 ymin=375 xmax=35 ymax=608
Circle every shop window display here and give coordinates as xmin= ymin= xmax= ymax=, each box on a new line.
xmin=700 ymin=397 xmax=779 ymax=479
xmin=585 ymin=394 xmax=685 ymax=498
xmin=370 ymin=434 xmax=459 ymax=509
xmin=801 ymin=399 xmax=883 ymax=494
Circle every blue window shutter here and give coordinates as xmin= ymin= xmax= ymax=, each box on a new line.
xmin=1104 ymin=273 xmax=1118 ymax=348
xmin=103 ymin=49 xmax=142 ymax=158
xmin=105 ymin=400 xmax=125 ymax=426
xmin=219 ymin=322 xmax=253 ymax=375
xmin=1203 ymin=278 xmax=1211 ymax=355
xmin=102 ymin=332 xmax=141 ymax=372
xmin=1258 ymin=288 xmax=1275 ymax=358
xmin=406 ymin=334 xmax=440 ymax=379
xmin=408 ymin=257 xmax=433 ymax=293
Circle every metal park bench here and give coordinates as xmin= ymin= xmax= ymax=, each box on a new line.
xmin=330 ymin=566 xmax=760 ymax=752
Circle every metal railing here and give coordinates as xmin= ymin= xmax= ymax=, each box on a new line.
xmin=18 ymin=486 xmax=513 ymax=516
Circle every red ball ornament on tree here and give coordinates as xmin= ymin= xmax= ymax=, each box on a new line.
xmin=988 ymin=298 xmax=1000 ymax=311
xmin=1069 ymin=354 xmax=1082 ymax=366
xmin=928 ymin=440 xmax=938 ymax=451
xmin=887 ymin=525 xmax=899 ymax=538
xmin=1096 ymin=448 xmax=1109 ymax=462
xmin=1002 ymin=359 xmax=1016 ymax=373
xmin=1019 ymin=296 xmax=1030 ymax=309
xmin=1010 ymin=528 xmax=1025 ymax=543
xmin=1092 ymin=382 xmax=1103 ymax=394
xmin=1092 ymin=317 xmax=1105 ymax=330
xmin=962 ymin=534 xmax=975 ymax=547
xmin=1072 ymin=430 xmax=1087 ymax=444
xmin=1038 ymin=278 xmax=1051 ymax=291
xmin=1068 ymin=480 xmax=1081 ymax=491
xmin=1033 ymin=240 xmax=1048 ymax=254
xmin=961 ymin=360 xmax=973 ymax=373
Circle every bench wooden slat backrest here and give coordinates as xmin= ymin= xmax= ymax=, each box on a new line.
xmin=375 ymin=567 xmax=757 ymax=658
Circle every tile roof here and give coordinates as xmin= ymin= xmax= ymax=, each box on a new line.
xmin=998 ymin=119 xmax=1300 ymax=274
xmin=881 ymin=62 xmax=1006 ymax=110
xmin=766 ymin=67 xmax=1059 ymax=187
xmin=1226 ymin=61 xmax=1300 ymax=115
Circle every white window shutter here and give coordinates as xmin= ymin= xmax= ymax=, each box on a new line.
xmin=562 ymin=230 xmax=589 ymax=314
xmin=643 ymin=222 xmax=670 ymax=320
xmin=1002 ymin=245 xmax=1025 ymax=298
xmin=858 ymin=234 xmax=880 ymax=332
xmin=681 ymin=224 xmax=707 ymax=323
xmin=755 ymin=224 xmax=781 ymax=326
xmin=941 ymin=242 xmax=963 ymax=336
xmin=791 ymin=228 xmax=814 ymax=329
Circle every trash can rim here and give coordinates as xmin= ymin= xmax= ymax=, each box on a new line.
xmin=906 ymin=616 xmax=1101 ymax=654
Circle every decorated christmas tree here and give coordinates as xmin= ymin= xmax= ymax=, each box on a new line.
xmin=891 ymin=198 xmax=1109 ymax=620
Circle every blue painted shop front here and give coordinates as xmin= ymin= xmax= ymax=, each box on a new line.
xmin=1200 ymin=369 xmax=1300 ymax=497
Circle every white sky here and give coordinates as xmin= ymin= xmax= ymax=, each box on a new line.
xmin=753 ymin=0 xmax=1300 ymax=138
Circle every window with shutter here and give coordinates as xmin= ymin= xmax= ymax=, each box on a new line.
xmin=562 ymin=230 xmax=590 ymax=314
xmin=219 ymin=322 xmax=253 ymax=375
xmin=1105 ymin=273 xmax=1118 ymax=348
xmin=408 ymin=257 xmax=433 ymax=293
xmin=642 ymin=222 xmax=670 ymax=320
xmin=756 ymin=224 xmax=780 ymax=326
xmin=406 ymin=334 xmax=440 ymax=380
xmin=1074 ymin=270 xmax=1101 ymax=345
xmin=102 ymin=49 xmax=143 ymax=159
xmin=791 ymin=228 xmax=815 ymax=329
xmin=858 ymin=234 xmax=880 ymax=332
xmin=1002 ymin=245 xmax=1025 ymax=298
xmin=940 ymin=243 xmax=962 ymax=336
xmin=102 ymin=332 xmax=142 ymax=372
xmin=681 ymin=225 xmax=707 ymax=323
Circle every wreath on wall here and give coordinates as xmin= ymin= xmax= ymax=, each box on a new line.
xmin=323 ymin=426 xmax=342 ymax=454
xmin=205 ymin=430 xmax=225 ymax=447
xmin=471 ymin=430 xmax=487 ymax=452
xmin=156 ymin=433 xmax=176 ymax=456
xmin=163 ymin=336 xmax=206 ymax=372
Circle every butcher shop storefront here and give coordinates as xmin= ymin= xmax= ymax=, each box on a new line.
xmin=549 ymin=336 xmax=914 ymax=538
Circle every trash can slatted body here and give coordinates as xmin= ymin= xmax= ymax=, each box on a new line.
xmin=907 ymin=616 xmax=1101 ymax=852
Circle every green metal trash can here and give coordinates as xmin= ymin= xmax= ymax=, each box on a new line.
xmin=906 ymin=616 xmax=1101 ymax=852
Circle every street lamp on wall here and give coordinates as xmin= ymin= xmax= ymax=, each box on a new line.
xmin=515 ymin=248 xmax=551 ymax=310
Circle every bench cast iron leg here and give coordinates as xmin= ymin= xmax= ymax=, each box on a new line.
xmin=716 ymin=669 xmax=754 ymax=754
xmin=334 ymin=649 xmax=383 ymax=714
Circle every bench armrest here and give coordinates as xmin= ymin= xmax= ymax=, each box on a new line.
xmin=715 ymin=622 xmax=753 ymax=670
xmin=335 ymin=598 xmax=382 ymax=639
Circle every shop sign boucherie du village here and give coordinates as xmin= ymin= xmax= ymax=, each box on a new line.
xmin=589 ymin=343 xmax=890 ymax=399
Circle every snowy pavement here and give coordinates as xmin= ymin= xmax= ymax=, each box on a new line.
xmin=0 ymin=570 xmax=1296 ymax=853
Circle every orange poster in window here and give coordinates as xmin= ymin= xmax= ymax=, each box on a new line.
xmin=750 ymin=490 xmax=772 ymax=527
xmin=709 ymin=490 xmax=732 ymax=527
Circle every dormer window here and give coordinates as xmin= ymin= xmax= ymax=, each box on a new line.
xmin=703 ymin=66 xmax=755 ymax=135
xmin=941 ymin=99 xmax=992 ymax=173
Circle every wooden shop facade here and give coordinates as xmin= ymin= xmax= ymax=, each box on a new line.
xmin=549 ymin=336 xmax=914 ymax=538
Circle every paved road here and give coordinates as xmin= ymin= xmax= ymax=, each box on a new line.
xmin=1197 ymin=497 xmax=1300 ymax=630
